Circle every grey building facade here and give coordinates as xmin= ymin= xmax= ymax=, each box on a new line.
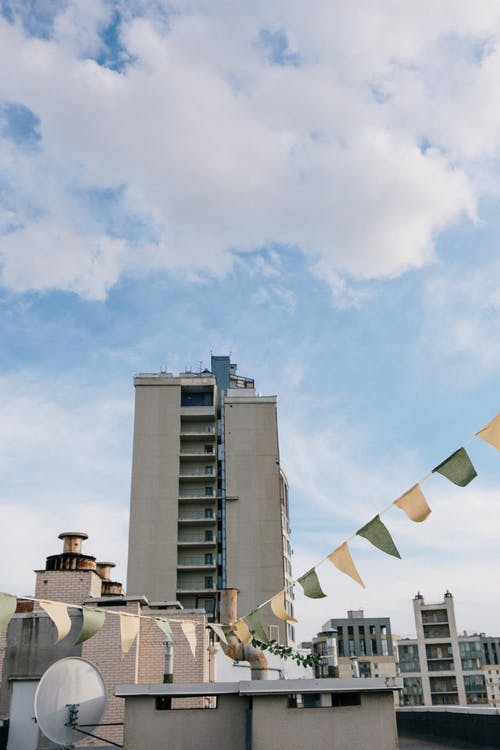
xmin=126 ymin=356 xmax=294 ymax=644
xmin=398 ymin=592 xmax=494 ymax=707
xmin=315 ymin=610 xmax=398 ymax=680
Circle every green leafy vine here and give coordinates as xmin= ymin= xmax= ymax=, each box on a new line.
xmin=250 ymin=636 xmax=323 ymax=668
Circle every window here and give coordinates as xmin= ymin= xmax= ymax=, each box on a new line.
xmin=204 ymin=553 xmax=213 ymax=565
xmin=205 ymin=486 xmax=214 ymax=497
xmin=204 ymin=508 xmax=214 ymax=518
xmin=204 ymin=576 xmax=213 ymax=589
xmin=156 ymin=696 xmax=217 ymax=710
xmin=204 ymin=530 xmax=213 ymax=541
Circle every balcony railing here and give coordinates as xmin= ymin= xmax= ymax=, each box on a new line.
xmin=180 ymin=449 xmax=216 ymax=456
xmin=178 ymin=533 xmax=215 ymax=544
xmin=178 ymin=511 xmax=215 ymax=522
xmin=179 ymin=469 xmax=216 ymax=478
xmin=177 ymin=557 xmax=216 ymax=568
xmin=177 ymin=581 xmax=216 ymax=592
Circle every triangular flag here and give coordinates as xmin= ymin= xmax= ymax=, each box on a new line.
xmin=120 ymin=613 xmax=140 ymax=656
xmin=0 ymin=593 xmax=17 ymax=634
xmin=476 ymin=414 xmax=500 ymax=451
xmin=245 ymin=609 xmax=269 ymax=643
xmin=394 ymin=484 xmax=431 ymax=522
xmin=433 ymin=447 xmax=477 ymax=487
xmin=207 ymin=622 xmax=228 ymax=645
xmin=75 ymin=607 xmax=106 ymax=645
xmin=232 ymin=618 xmax=253 ymax=644
xmin=181 ymin=620 xmax=197 ymax=658
xmin=298 ymin=568 xmax=326 ymax=599
xmin=270 ymin=591 xmax=297 ymax=623
xmin=153 ymin=617 xmax=174 ymax=642
xmin=38 ymin=600 xmax=72 ymax=643
xmin=357 ymin=515 xmax=401 ymax=558
xmin=328 ymin=543 xmax=365 ymax=588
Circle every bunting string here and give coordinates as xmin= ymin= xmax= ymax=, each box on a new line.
xmin=1 ymin=414 xmax=499 ymax=655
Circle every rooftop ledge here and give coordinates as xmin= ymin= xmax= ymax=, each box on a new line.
xmin=116 ymin=677 xmax=403 ymax=699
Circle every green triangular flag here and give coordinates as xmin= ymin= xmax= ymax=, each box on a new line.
xmin=298 ymin=568 xmax=326 ymax=599
xmin=433 ymin=447 xmax=477 ymax=487
xmin=0 ymin=593 xmax=16 ymax=634
xmin=153 ymin=617 xmax=174 ymax=642
xmin=245 ymin=609 xmax=269 ymax=643
xmin=75 ymin=607 xmax=106 ymax=645
xmin=357 ymin=515 xmax=401 ymax=559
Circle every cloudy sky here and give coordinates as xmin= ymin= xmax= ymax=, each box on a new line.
xmin=1 ymin=0 xmax=500 ymax=642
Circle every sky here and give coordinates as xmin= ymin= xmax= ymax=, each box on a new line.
xmin=1 ymin=0 xmax=500 ymax=644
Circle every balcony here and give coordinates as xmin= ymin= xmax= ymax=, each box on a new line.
xmin=178 ymin=533 xmax=215 ymax=546
xmin=180 ymin=428 xmax=216 ymax=441
xmin=179 ymin=469 xmax=216 ymax=480
xmin=177 ymin=557 xmax=216 ymax=570
xmin=423 ymin=626 xmax=451 ymax=639
xmin=428 ymin=661 xmax=455 ymax=672
xmin=179 ymin=490 xmax=219 ymax=500
xmin=177 ymin=580 xmax=216 ymax=593
xmin=180 ymin=449 xmax=216 ymax=458
xmin=178 ymin=511 xmax=216 ymax=523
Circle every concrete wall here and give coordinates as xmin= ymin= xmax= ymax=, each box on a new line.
xmin=121 ymin=687 xmax=399 ymax=750
xmin=127 ymin=380 xmax=183 ymax=601
xmin=0 ymin=613 xmax=82 ymax=718
xmin=224 ymin=396 xmax=288 ymax=642
xmin=123 ymin=693 xmax=246 ymax=750
xmin=252 ymin=692 xmax=398 ymax=750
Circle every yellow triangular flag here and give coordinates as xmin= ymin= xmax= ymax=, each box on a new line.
xmin=38 ymin=600 xmax=72 ymax=643
xmin=208 ymin=622 xmax=228 ymax=645
xmin=270 ymin=591 xmax=297 ymax=622
xmin=181 ymin=620 xmax=197 ymax=658
xmin=327 ymin=542 xmax=365 ymax=588
xmin=232 ymin=618 xmax=253 ymax=644
xmin=477 ymin=414 xmax=500 ymax=451
xmin=394 ymin=484 xmax=431 ymax=522
xmin=120 ymin=613 xmax=140 ymax=656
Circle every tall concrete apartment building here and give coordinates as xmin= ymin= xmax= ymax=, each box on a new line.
xmin=127 ymin=355 xmax=294 ymax=644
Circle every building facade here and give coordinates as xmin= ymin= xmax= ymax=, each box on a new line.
xmin=126 ymin=356 xmax=294 ymax=644
xmin=312 ymin=611 xmax=398 ymax=680
xmin=398 ymin=592 xmax=495 ymax=707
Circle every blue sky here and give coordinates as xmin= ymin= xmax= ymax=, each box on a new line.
xmin=1 ymin=0 xmax=500 ymax=642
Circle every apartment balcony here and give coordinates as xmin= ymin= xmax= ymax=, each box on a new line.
xmin=179 ymin=449 xmax=216 ymax=459
xmin=178 ymin=511 xmax=216 ymax=523
xmin=179 ymin=469 xmax=216 ymax=480
xmin=423 ymin=627 xmax=451 ymax=639
xmin=178 ymin=533 xmax=215 ymax=546
xmin=180 ymin=428 xmax=216 ymax=441
xmin=179 ymin=490 xmax=220 ymax=500
xmin=427 ymin=661 xmax=455 ymax=672
xmin=176 ymin=580 xmax=217 ymax=593
xmin=177 ymin=557 xmax=216 ymax=570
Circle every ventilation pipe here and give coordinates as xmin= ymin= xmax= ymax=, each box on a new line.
xmin=219 ymin=588 xmax=269 ymax=680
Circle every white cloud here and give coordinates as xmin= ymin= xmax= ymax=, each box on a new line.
xmin=1 ymin=3 xmax=498 ymax=297
xmin=0 ymin=373 xmax=133 ymax=594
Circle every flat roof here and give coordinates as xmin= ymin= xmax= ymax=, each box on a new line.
xmin=116 ymin=677 xmax=402 ymax=699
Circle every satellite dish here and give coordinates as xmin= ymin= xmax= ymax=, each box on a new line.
xmin=34 ymin=657 xmax=106 ymax=747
